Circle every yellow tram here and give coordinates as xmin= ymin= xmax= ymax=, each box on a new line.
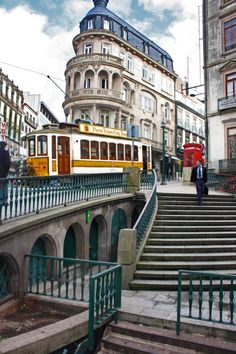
xmin=26 ymin=122 xmax=152 ymax=176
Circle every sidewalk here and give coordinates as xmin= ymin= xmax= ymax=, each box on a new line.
xmin=157 ymin=179 xmax=230 ymax=195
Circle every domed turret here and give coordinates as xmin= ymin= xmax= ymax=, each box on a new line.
xmin=93 ymin=0 xmax=109 ymax=7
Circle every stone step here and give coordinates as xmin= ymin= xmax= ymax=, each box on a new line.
xmin=144 ymin=245 xmax=236 ymax=253
xmin=140 ymin=252 xmax=236 ymax=262
xmin=136 ymin=260 xmax=236 ymax=270
xmin=149 ymin=231 xmax=236 ymax=238
xmin=158 ymin=209 xmax=236 ymax=215
xmin=147 ymin=238 xmax=236 ymax=245
xmin=130 ymin=278 xmax=236 ymax=291
xmin=152 ymin=225 xmax=236 ymax=232
xmin=158 ymin=201 xmax=236 ymax=207
xmin=157 ymin=214 xmax=236 ymax=220
xmin=104 ymin=321 xmax=236 ymax=354
xmin=134 ymin=269 xmax=236 ymax=280
xmin=157 ymin=192 xmax=234 ymax=199
xmin=155 ymin=220 xmax=236 ymax=226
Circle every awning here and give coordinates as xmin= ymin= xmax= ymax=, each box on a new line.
xmin=171 ymin=156 xmax=180 ymax=160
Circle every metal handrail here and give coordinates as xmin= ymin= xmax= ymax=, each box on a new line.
xmin=176 ymin=270 xmax=236 ymax=336
xmin=25 ymin=254 xmax=122 ymax=352
xmin=133 ymin=170 xmax=157 ymax=251
xmin=0 ymin=173 xmax=128 ymax=224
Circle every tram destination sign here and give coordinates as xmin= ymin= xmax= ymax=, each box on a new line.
xmin=79 ymin=124 xmax=127 ymax=138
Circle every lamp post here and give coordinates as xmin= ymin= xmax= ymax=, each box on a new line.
xmin=161 ymin=120 xmax=166 ymax=185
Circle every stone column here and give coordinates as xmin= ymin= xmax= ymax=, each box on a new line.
xmin=124 ymin=167 xmax=140 ymax=193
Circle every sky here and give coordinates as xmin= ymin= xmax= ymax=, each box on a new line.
xmin=0 ymin=0 xmax=203 ymax=120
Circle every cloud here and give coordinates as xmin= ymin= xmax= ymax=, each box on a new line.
xmin=109 ymin=0 xmax=133 ymax=18
xmin=138 ymin=0 xmax=202 ymax=19
xmin=0 ymin=5 xmax=75 ymax=120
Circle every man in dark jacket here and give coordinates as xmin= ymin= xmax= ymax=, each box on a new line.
xmin=191 ymin=159 xmax=207 ymax=205
xmin=0 ymin=141 xmax=11 ymax=205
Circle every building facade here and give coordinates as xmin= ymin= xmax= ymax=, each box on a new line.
xmin=63 ymin=0 xmax=178 ymax=175
xmin=175 ymin=78 xmax=205 ymax=173
xmin=0 ymin=68 xmax=24 ymax=174
xmin=203 ymin=0 xmax=236 ymax=171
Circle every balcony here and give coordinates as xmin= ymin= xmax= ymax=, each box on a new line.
xmin=67 ymin=54 xmax=123 ymax=69
xmin=218 ymin=95 xmax=236 ymax=111
xmin=25 ymin=115 xmax=37 ymax=129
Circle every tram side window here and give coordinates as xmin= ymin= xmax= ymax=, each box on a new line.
xmin=118 ymin=144 xmax=124 ymax=160
xmin=134 ymin=145 xmax=138 ymax=161
xmin=28 ymin=136 xmax=35 ymax=156
xmin=37 ymin=135 xmax=47 ymax=155
xmin=101 ymin=142 xmax=108 ymax=160
xmin=109 ymin=143 xmax=116 ymax=160
xmin=91 ymin=141 xmax=99 ymax=159
xmin=81 ymin=140 xmax=90 ymax=159
xmin=125 ymin=144 xmax=131 ymax=161
xmin=52 ymin=136 xmax=56 ymax=159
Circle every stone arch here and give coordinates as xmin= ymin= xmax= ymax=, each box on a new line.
xmin=0 ymin=253 xmax=20 ymax=299
xmin=98 ymin=69 xmax=109 ymax=89
xmin=74 ymin=71 xmax=81 ymax=90
xmin=112 ymin=72 xmax=122 ymax=91
xmin=111 ymin=208 xmax=127 ymax=262
xmin=89 ymin=214 xmax=107 ymax=261
xmin=63 ymin=223 xmax=85 ymax=261
xmin=30 ymin=234 xmax=57 ymax=257
xmin=141 ymin=90 xmax=157 ymax=113
xmin=84 ymin=69 xmax=95 ymax=88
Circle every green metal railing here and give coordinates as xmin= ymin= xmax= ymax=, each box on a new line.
xmin=176 ymin=270 xmax=236 ymax=336
xmin=25 ymin=254 xmax=122 ymax=352
xmin=0 ymin=173 xmax=128 ymax=224
xmin=133 ymin=170 xmax=157 ymax=250
xmin=207 ymin=172 xmax=236 ymax=194
xmin=140 ymin=170 xmax=155 ymax=190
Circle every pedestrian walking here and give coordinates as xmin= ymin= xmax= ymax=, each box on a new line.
xmin=191 ymin=159 xmax=207 ymax=205
xmin=0 ymin=141 xmax=11 ymax=206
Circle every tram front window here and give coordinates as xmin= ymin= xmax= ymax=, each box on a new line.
xmin=28 ymin=136 xmax=35 ymax=156
xmin=37 ymin=136 xmax=48 ymax=155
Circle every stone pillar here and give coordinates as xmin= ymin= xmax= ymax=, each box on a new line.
xmin=117 ymin=229 xmax=137 ymax=289
xmin=124 ymin=167 xmax=140 ymax=193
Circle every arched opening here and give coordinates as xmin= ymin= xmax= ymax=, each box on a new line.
xmin=0 ymin=254 xmax=19 ymax=299
xmin=66 ymin=75 xmax=71 ymax=93
xmin=74 ymin=72 xmax=81 ymax=90
xmin=84 ymin=69 xmax=94 ymax=89
xmin=98 ymin=70 xmax=109 ymax=89
xmin=111 ymin=208 xmax=127 ymax=262
xmin=112 ymin=72 xmax=121 ymax=91
xmin=89 ymin=215 xmax=107 ymax=261
xmin=123 ymin=82 xmax=130 ymax=103
xmin=63 ymin=226 xmax=76 ymax=266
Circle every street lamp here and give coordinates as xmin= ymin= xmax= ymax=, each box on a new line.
xmin=161 ymin=120 xmax=166 ymax=185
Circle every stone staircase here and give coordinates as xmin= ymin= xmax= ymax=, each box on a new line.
xmin=130 ymin=192 xmax=236 ymax=290
xmin=98 ymin=321 xmax=236 ymax=353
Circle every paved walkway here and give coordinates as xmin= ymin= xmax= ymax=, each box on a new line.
xmin=120 ymin=180 xmax=235 ymax=337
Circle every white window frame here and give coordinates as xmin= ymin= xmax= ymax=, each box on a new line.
xmin=101 ymin=43 xmax=111 ymax=55
xmin=103 ymin=19 xmax=110 ymax=30
xmin=123 ymin=29 xmax=128 ymax=40
xmin=127 ymin=56 xmax=133 ymax=72
xmin=100 ymin=110 xmax=110 ymax=127
xmin=84 ymin=43 xmax=93 ymax=54
xmin=88 ymin=19 xmax=93 ymax=30
xmin=84 ymin=78 xmax=91 ymax=89
xmin=101 ymin=78 xmax=108 ymax=89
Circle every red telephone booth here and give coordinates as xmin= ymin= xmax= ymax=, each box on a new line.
xmin=183 ymin=143 xmax=203 ymax=167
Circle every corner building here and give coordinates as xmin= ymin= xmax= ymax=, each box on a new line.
xmin=63 ymin=0 xmax=177 ymax=171
xmin=204 ymin=0 xmax=236 ymax=171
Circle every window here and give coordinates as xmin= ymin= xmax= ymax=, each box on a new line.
xmin=143 ymin=66 xmax=148 ymax=80
xmin=139 ymin=93 xmax=156 ymax=113
xmin=120 ymin=52 xmax=125 ymax=64
xmin=28 ymin=136 xmax=35 ymax=156
xmin=226 ymin=72 xmax=236 ymax=97
xmin=37 ymin=135 xmax=47 ymax=155
xmin=134 ymin=145 xmax=138 ymax=161
xmin=123 ymin=86 xmax=128 ymax=101
xmin=127 ymin=56 xmax=133 ymax=72
xmin=101 ymin=142 xmax=108 ymax=159
xmin=144 ymin=43 xmax=149 ymax=55
xmin=91 ymin=141 xmax=99 ymax=159
xmin=121 ymin=117 xmax=127 ymax=130
xmin=101 ymin=78 xmax=108 ymax=89
xmin=52 ymin=136 xmax=56 ymax=159
xmin=185 ymin=133 xmax=190 ymax=144
xmin=118 ymin=144 xmax=124 ymax=160
xmin=177 ymin=131 xmax=182 ymax=148
xmin=123 ymin=29 xmax=128 ymax=40
xmin=103 ymin=19 xmax=110 ymax=30
xmin=144 ymin=124 xmax=150 ymax=139
xmin=84 ymin=43 xmax=92 ymax=54
xmin=84 ymin=78 xmax=91 ymax=89
xmin=142 ymin=66 xmax=154 ymax=84
xmin=125 ymin=144 xmax=131 ymax=160
xmin=81 ymin=140 xmax=89 ymax=159
xmin=100 ymin=111 xmax=110 ymax=126
xmin=109 ymin=143 xmax=116 ymax=160
xmin=101 ymin=43 xmax=111 ymax=55
xmin=224 ymin=18 xmax=236 ymax=51
xmin=88 ymin=19 xmax=93 ymax=29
